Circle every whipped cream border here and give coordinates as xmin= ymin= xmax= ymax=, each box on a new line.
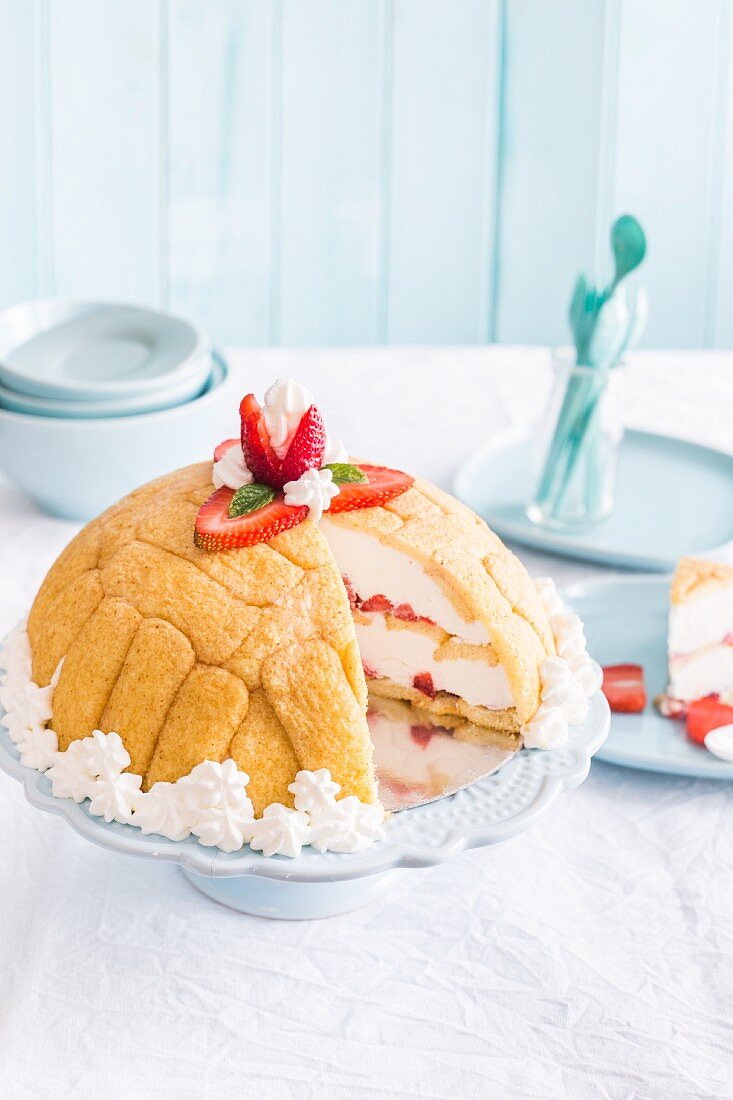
xmin=0 ymin=581 xmax=601 ymax=854
xmin=521 ymin=579 xmax=603 ymax=749
xmin=0 ymin=623 xmax=385 ymax=857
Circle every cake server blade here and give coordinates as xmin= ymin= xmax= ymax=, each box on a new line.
xmin=367 ymin=696 xmax=519 ymax=812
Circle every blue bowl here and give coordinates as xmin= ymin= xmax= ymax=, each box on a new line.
xmin=0 ymin=351 xmax=237 ymax=521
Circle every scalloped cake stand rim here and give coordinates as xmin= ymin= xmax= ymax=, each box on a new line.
xmin=0 ymin=692 xmax=609 ymax=884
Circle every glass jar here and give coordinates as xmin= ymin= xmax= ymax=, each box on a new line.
xmin=526 ymin=348 xmax=625 ymax=530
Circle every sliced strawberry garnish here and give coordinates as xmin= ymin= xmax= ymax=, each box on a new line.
xmin=280 ymin=405 xmax=326 ymax=484
xmin=329 ymin=464 xmax=413 ymax=514
xmin=413 ymin=672 xmax=436 ymax=698
xmin=685 ymin=695 xmax=733 ymax=745
xmin=360 ymin=594 xmax=394 ymax=614
xmin=194 ymin=487 xmax=307 ymax=551
xmin=213 ymin=438 xmax=239 ymax=462
xmin=240 ymin=395 xmax=285 ymax=488
xmin=601 ymin=664 xmax=646 ymax=713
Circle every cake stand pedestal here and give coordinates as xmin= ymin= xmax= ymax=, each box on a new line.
xmin=0 ymin=691 xmax=608 ymax=920
xmin=180 ymin=866 xmax=402 ymax=919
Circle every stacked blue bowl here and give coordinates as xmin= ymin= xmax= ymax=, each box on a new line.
xmin=0 ymin=300 xmax=234 ymax=520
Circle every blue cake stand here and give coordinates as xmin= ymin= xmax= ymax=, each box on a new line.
xmin=0 ymin=692 xmax=609 ymax=920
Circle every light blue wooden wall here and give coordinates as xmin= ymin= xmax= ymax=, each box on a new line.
xmin=1 ymin=0 xmax=732 ymax=347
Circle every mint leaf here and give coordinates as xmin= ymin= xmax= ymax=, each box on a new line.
xmin=228 ymin=483 xmax=275 ymax=518
xmin=324 ymin=463 xmax=367 ymax=485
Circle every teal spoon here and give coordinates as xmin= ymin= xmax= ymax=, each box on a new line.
xmin=608 ymin=214 xmax=646 ymax=295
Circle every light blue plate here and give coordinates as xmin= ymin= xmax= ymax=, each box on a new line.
xmin=563 ymin=574 xmax=733 ymax=780
xmin=0 ymin=299 xmax=210 ymax=401
xmin=0 ymin=361 xmax=210 ymax=418
xmin=455 ymin=429 xmax=733 ymax=571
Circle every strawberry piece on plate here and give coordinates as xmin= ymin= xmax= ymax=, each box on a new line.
xmin=213 ymin=438 xmax=239 ymax=462
xmin=601 ymin=664 xmax=646 ymax=713
xmin=194 ymin=487 xmax=307 ymax=551
xmin=329 ymin=464 xmax=414 ymax=514
xmin=686 ymin=695 xmax=733 ymax=745
xmin=280 ymin=405 xmax=326 ymax=484
xmin=239 ymin=394 xmax=285 ymax=488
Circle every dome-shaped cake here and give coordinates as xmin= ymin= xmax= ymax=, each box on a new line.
xmin=18 ymin=378 xmax=599 ymax=845
xmin=27 ymin=462 xmax=377 ymax=815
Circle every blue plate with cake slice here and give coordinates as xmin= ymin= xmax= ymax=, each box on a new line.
xmin=563 ymin=571 xmax=733 ymax=779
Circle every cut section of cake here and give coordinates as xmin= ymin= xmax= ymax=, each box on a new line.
xmin=664 ymin=557 xmax=733 ymax=711
xmin=320 ymin=483 xmax=558 ymax=741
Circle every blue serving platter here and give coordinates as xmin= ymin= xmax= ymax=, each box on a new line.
xmin=455 ymin=429 xmax=733 ymax=571
xmin=563 ymin=574 xmax=733 ymax=780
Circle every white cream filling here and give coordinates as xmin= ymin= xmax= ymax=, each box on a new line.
xmin=669 ymin=644 xmax=733 ymax=703
xmin=669 ymin=588 xmax=733 ymax=655
xmin=354 ymin=615 xmax=513 ymax=710
xmin=320 ymin=518 xmax=490 ymax=645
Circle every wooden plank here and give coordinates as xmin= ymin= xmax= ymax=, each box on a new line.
xmin=49 ymin=0 xmax=161 ymax=302
xmin=712 ymin=2 xmax=733 ymax=347
xmin=167 ymin=0 xmax=275 ymax=344
xmin=277 ymin=0 xmax=385 ymax=345
xmin=495 ymin=0 xmax=607 ymax=345
xmin=0 ymin=1 xmax=43 ymax=306
xmin=613 ymin=0 xmax=723 ymax=347
xmin=386 ymin=0 xmax=501 ymax=343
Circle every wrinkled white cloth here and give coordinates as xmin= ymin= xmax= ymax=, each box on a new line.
xmin=0 ymin=346 xmax=732 ymax=1099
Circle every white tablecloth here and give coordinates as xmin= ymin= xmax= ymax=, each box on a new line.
xmin=1 ymin=347 xmax=732 ymax=1099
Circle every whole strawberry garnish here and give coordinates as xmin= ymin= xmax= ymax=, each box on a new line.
xmin=239 ymin=394 xmax=285 ymax=488
xmin=280 ymin=405 xmax=326 ymax=483
xmin=328 ymin=464 xmax=413 ymax=514
xmin=194 ymin=486 xmax=307 ymax=551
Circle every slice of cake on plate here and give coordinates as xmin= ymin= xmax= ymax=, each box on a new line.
xmin=664 ymin=557 xmax=733 ymax=712
xmin=2 ymin=378 xmax=601 ymax=856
